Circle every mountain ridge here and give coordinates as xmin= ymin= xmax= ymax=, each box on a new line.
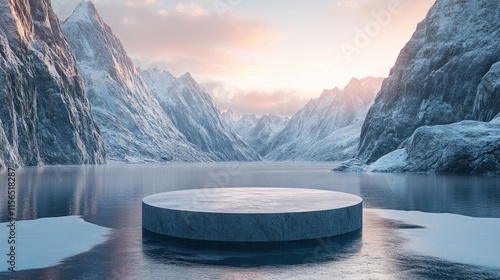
xmin=265 ymin=77 xmax=384 ymax=161
xmin=61 ymin=0 xmax=211 ymax=163
xmin=140 ymin=67 xmax=260 ymax=161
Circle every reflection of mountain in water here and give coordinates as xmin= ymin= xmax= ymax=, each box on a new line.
xmin=3 ymin=166 xmax=106 ymax=221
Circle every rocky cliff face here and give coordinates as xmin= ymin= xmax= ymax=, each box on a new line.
xmin=140 ymin=68 xmax=260 ymax=161
xmin=61 ymin=2 xmax=209 ymax=162
xmin=0 ymin=0 xmax=106 ymax=168
xmin=359 ymin=0 xmax=500 ymax=163
xmin=266 ymin=77 xmax=383 ymax=161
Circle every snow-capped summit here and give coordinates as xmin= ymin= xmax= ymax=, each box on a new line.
xmin=320 ymin=87 xmax=341 ymax=98
xmin=221 ymin=109 xmax=240 ymax=127
xmin=179 ymin=72 xmax=201 ymax=89
xmin=221 ymin=112 xmax=289 ymax=156
xmin=232 ymin=114 xmax=260 ymax=139
xmin=140 ymin=68 xmax=260 ymax=162
xmin=178 ymin=72 xmax=196 ymax=83
xmin=68 ymin=1 xmax=99 ymax=22
xmin=265 ymin=77 xmax=384 ymax=161
xmin=61 ymin=1 xmax=210 ymax=162
xmin=0 ymin=0 xmax=106 ymax=168
xmin=63 ymin=1 xmax=141 ymax=84
xmin=359 ymin=0 xmax=500 ymax=163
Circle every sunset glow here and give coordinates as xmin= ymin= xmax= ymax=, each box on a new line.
xmin=53 ymin=0 xmax=435 ymax=115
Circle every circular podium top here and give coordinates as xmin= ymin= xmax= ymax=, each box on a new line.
xmin=142 ymin=187 xmax=362 ymax=214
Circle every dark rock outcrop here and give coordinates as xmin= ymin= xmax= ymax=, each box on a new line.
xmin=368 ymin=115 xmax=500 ymax=174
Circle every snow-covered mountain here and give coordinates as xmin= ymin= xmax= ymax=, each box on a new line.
xmin=61 ymin=2 xmax=209 ymax=163
xmin=359 ymin=0 xmax=500 ymax=164
xmin=231 ymin=114 xmax=260 ymax=140
xmin=140 ymin=68 xmax=260 ymax=161
xmin=221 ymin=111 xmax=289 ymax=156
xmin=247 ymin=115 xmax=289 ymax=156
xmin=221 ymin=109 xmax=240 ymax=127
xmin=265 ymin=77 xmax=384 ymax=161
xmin=0 ymin=0 xmax=106 ymax=168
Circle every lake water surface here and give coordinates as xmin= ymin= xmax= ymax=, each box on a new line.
xmin=1 ymin=162 xmax=499 ymax=279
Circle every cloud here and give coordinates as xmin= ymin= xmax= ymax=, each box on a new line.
xmin=202 ymin=81 xmax=309 ymax=116
xmin=174 ymin=2 xmax=207 ymax=16
xmin=85 ymin=1 xmax=283 ymax=77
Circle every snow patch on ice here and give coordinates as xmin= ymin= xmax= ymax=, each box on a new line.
xmin=0 ymin=216 xmax=111 ymax=271
xmin=368 ymin=209 xmax=500 ymax=270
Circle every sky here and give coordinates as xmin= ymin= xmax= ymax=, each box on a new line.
xmin=52 ymin=0 xmax=435 ymax=116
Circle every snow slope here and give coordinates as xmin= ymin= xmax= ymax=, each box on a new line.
xmin=247 ymin=114 xmax=289 ymax=156
xmin=359 ymin=0 xmax=500 ymax=163
xmin=266 ymin=77 xmax=383 ymax=161
xmin=221 ymin=112 xmax=289 ymax=156
xmin=0 ymin=0 xmax=106 ymax=168
xmin=61 ymin=2 xmax=209 ymax=163
xmin=221 ymin=109 xmax=240 ymax=127
xmin=140 ymin=68 xmax=260 ymax=161
xmin=231 ymin=114 xmax=260 ymax=140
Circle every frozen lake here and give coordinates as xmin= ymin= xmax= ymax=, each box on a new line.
xmin=0 ymin=162 xmax=499 ymax=279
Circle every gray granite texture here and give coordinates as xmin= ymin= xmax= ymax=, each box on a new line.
xmin=142 ymin=188 xmax=363 ymax=242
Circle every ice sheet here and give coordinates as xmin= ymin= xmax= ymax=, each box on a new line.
xmin=369 ymin=209 xmax=500 ymax=270
xmin=0 ymin=216 xmax=111 ymax=271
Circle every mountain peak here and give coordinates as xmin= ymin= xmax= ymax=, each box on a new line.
xmin=66 ymin=1 xmax=100 ymax=24
xmin=138 ymin=67 xmax=177 ymax=87
xmin=75 ymin=1 xmax=97 ymax=15
xmin=348 ymin=77 xmax=360 ymax=84
xmin=178 ymin=72 xmax=205 ymax=91
xmin=179 ymin=72 xmax=195 ymax=82
xmin=344 ymin=77 xmax=363 ymax=90
xmin=320 ymin=87 xmax=340 ymax=98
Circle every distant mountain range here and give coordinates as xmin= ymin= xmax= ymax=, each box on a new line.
xmin=222 ymin=111 xmax=289 ymax=156
xmin=0 ymin=0 xmax=498 ymax=174
xmin=265 ymin=77 xmax=383 ymax=161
